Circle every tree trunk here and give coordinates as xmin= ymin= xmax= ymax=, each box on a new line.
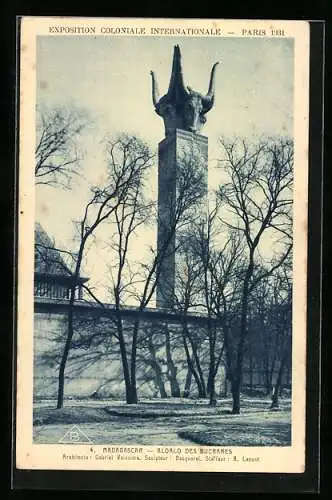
xmin=56 ymin=235 xmax=90 ymax=408
xmin=207 ymin=321 xmax=217 ymax=406
xmin=209 ymin=375 xmax=217 ymax=407
xmin=207 ymin=364 xmax=217 ymax=406
xmin=264 ymin=362 xmax=272 ymax=396
xmin=230 ymin=327 xmax=247 ymax=414
xmin=188 ymin=335 xmax=206 ymax=397
xmin=207 ymin=362 xmax=214 ymax=395
xmin=271 ymin=354 xmax=287 ymax=409
xmin=182 ymin=334 xmax=205 ymax=398
xmin=57 ymin=295 xmax=75 ymax=409
xmin=183 ymin=368 xmax=192 ymax=398
xmin=157 ymin=376 xmax=168 ymax=399
xmin=165 ymin=327 xmax=180 ymax=397
xmin=148 ymin=336 xmax=167 ymax=398
xmin=249 ymin=349 xmax=253 ymax=391
xmin=115 ymin=314 xmax=135 ymax=404
xmin=223 ymin=373 xmax=228 ymax=398
xmin=119 ymin=337 xmax=135 ymax=403
xmin=125 ymin=384 xmax=137 ymax=404
xmin=286 ymin=367 xmax=291 ymax=387
xmin=231 ymin=334 xmax=246 ymax=414
xmin=128 ymin=318 xmax=140 ymax=404
xmin=231 ymin=377 xmax=241 ymax=414
xmin=232 ymin=261 xmax=253 ymax=414
xmin=222 ymin=322 xmax=236 ymax=403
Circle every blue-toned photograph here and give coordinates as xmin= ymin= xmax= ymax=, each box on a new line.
xmin=33 ymin=34 xmax=294 ymax=448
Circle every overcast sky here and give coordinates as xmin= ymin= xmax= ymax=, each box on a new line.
xmin=35 ymin=35 xmax=294 ymax=300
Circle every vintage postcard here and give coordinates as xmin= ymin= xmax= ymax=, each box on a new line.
xmin=16 ymin=17 xmax=310 ymax=474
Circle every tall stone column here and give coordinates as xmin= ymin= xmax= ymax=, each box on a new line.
xmin=150 ymin=44 xmax=219 ymax=309
xmin=156 ymin=129 xmax=208 ymax=309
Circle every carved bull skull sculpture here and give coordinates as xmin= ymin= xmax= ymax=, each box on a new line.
xmin=150 ymin=45 xmax=219 ymax=136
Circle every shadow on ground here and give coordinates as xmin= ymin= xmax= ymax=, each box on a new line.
xmin=33 ymin=397 xmax=291 ymax=446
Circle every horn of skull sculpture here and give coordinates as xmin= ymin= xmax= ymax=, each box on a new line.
xmin=150 ymin=45 xmax=219 ymax=136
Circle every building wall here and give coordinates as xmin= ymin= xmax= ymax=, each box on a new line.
xmin=34 ymin=309 xmax=124 ymax=399
xmin=34 ymin=304 xmax=290 ymax=401
xmin=34 ymin=306 xmax=219 ymax=401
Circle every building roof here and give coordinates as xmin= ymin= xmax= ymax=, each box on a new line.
xmin=34 ymin=222 xmax=88 ymax=283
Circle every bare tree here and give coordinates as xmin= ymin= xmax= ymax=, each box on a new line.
xmin=125 ymin=150 xmax=206 ymax=403
xmin=85 ymin=134 xmax=155 ymax=404
xmin=36 ymin=133 xmax=154 ymax=408
xmin=208 ymin=231 xmax=246 ymax=405
xmin=138 ymin=322 xmax=168 ymax=399
xmin=174 ymin=248 xmax=208 ymax=398
xmin=173 ymin=204 xmax=243 ymax=405
xmin=217 ymin=136 xmax=293 ymax=413
xmin=186 ymin=205 xmax=225 ymax=406
xmin=240 ymin=260 xmax=292 ymax=399
xmin=35 ymin=105 xmax=89 ymax=188
xmin=83 ymin=146 xmax=207 ymax=404
xmin=269 ymin=263 xmax=292 ymax=408
xmin=246 ymin=278 xmax=276 ymax=395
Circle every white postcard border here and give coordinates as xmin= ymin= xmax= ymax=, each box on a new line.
xmin=16 ymin=16 xmax=310 ymax=473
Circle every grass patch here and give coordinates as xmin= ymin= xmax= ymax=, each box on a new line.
xmin=104 ymin=407 xmax=230 ymax=418
xmin=33 ymin=405 xmax=229 ymax=424
xmin=178 ymin=421 xmax=291 ymax=446
xmin=33 ymin=406 xmax=112 ymax=425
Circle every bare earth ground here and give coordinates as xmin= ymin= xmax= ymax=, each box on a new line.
xmin=33 ymin=397 xmax=291 ymax=446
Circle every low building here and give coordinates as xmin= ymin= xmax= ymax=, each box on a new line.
xmin=34 ymin=222 xmax=88 ymax=301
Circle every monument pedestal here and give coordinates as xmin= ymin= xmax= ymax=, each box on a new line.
xmin=156 ymin=129 xmax=208 ymax=309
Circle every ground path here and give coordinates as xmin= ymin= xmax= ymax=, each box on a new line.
xmin=33 ymin=397 xmax=291 ymax=446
